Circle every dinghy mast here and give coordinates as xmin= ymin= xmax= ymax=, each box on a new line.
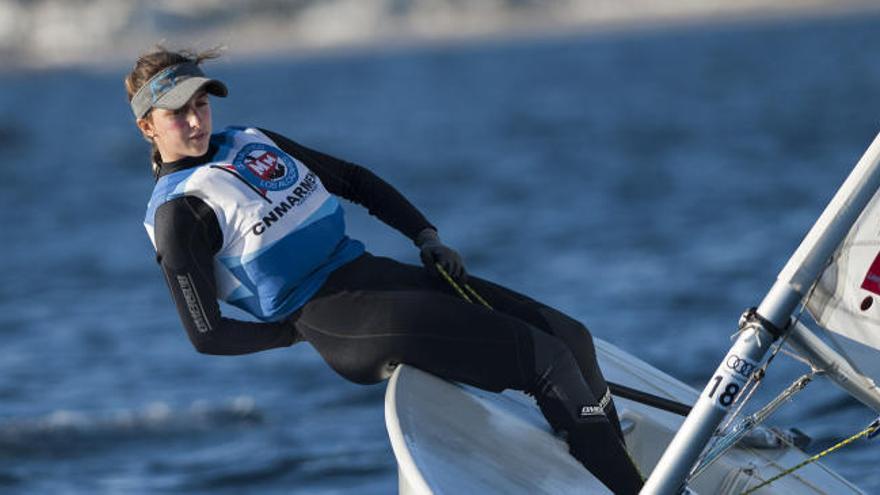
xmin=641 ymin=132 xmax=880 ymax=494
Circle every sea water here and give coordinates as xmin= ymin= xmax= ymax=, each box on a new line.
xmin=1 ymin=12 xmax=880 ymax=494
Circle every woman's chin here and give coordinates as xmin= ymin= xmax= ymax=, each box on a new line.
xmin=188 ymin=140 xmax=210 ymax=157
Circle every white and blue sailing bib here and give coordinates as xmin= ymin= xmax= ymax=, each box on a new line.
xmin=144 ymin=126 xmax=364 ymax=321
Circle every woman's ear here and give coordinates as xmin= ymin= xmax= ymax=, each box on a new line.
xmin=136 ymin=117 xmax=154 ymax=140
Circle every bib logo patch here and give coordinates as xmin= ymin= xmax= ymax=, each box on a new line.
xmin=233 ymin=143 xmax=298 ymax=191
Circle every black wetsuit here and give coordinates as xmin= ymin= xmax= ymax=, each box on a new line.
xmin=150 ymin=129 xmax=643 ymax=493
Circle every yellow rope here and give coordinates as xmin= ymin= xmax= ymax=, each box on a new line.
xmin=464 ymin=284 xmax=493 ymax=309
xmin=740 ymin=419 xmax=880 ymax=495
xmin=434 ymin=263 xmax=493 ymax=309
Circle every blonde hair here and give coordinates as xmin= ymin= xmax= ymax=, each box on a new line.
xmin=124 ymin=45 xmax=223 ymax=177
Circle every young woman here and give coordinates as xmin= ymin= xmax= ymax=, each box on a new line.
xmin=128 ymin=47 xmax=643 ymax=494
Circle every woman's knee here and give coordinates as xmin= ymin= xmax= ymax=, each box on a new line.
xmin=528 ymin=330 xmax=577 ymax=381
xmin=537 ymin=306 xmax=592 ymax=337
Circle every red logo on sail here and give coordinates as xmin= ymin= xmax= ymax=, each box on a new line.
xmin=860 ymin=251 xmax=880 ymax=295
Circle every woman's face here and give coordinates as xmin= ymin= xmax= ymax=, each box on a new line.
xmin=138 ymin=90 xmax=212 ymax=162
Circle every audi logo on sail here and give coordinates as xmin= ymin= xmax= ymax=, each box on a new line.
xmin=726 ymin=355 xmax=756 ymax=378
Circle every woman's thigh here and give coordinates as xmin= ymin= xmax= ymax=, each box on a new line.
xmin=291 ymin=256 xmax=539 ymax=390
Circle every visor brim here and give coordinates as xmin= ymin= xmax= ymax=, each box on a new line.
xmin=151 ymin=77 xmax=228 ymax=112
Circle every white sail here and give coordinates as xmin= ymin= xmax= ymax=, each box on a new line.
xmin=644 ymin=133 xmax=880 ymax=494
xmin=806 ymin=185 xmax=880 ymax=383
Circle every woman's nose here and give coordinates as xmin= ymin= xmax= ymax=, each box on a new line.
xmin=187 ymin=108 xmax=201 ymax=129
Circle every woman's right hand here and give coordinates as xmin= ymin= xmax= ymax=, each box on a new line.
xmin=415 ymin=228 xmax=467 ymax=283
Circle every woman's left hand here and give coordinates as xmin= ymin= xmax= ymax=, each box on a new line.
xmin=415 ymin=228 xmax=467 ymax=282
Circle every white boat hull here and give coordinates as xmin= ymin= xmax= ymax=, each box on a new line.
xmin=385 ymin=339 xmax=864 ymax=494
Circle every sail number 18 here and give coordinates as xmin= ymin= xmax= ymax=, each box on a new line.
xmin=703 ymin=353 xmax=755 ymax=410
xmin=707 ymin=375 xmax=741 ymax=407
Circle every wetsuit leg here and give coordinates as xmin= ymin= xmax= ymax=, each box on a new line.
xmin=458 ymin=276 xmax=627 ymax=441
xmin=289 ymin=254 xmax=642 ymax=493
xmin=529 ymin=329 xmax=642 ymax=494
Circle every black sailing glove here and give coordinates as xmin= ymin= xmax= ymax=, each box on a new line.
xmin=415 ymin=228 xmax=467 ymax=283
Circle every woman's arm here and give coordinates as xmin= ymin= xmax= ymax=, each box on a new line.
xmin=260 ymin=129 xmax=435 ymax=242
xmin=153 ymin=196 xmax=299 ymax=355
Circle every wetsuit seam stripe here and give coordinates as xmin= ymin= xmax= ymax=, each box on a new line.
xmin=296 ymin=318 xmax=512 ymax=344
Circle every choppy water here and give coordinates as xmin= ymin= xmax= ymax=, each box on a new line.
xmin=2 ymin=11 xmax=880 ymax=494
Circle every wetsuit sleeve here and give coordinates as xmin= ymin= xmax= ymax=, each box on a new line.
xmin=260 ymin=128 xmax=435 ymax=242
xmin=153 ymin=196 xmax=298 ymax=355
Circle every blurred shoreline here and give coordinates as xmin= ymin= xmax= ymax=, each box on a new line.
xmin=2 ymin=0 xmax=880 ymax=71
